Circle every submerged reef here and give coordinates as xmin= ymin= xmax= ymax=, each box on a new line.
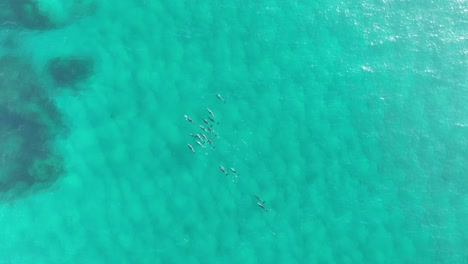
xmin=48 ymin=56 xmax=94 ymax=86
xmin=0 ymin=56 xmax=66 ymax=200
xmin=0 ymin=0 xmax=97 ymax=201
xmin=0 ymin=2 xmax=15 ymax=25
xmin=9 ymin=0 xmax=56 ymax=30
xmin=3 ymin=0 xmax=96 ymax=30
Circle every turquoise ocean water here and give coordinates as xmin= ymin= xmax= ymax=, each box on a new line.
xmin=0 ymin=0 xmax=467 ymax=263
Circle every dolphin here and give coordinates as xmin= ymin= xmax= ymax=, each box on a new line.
xmin=207 ymin=139 xmax=215 ymax=148
xmin=196 ymin=140 xmax=205 ymax=148
xmin=187 ymin=144 xmax=195 ymax=152
xmin=207 ymin=108 xmax=215 ymax=117
xmin=257 ymin=202 xmax=268 ymax=212
xmin=207 ymin=116 xmax=219 ymax=125
xmin=184 ymin=115 xmax=194 ymax=124
xmin=255 ymin=195 xmax=265 ymax=204
xmin=219 ymin=165 xmax=228 ymax=175
xmin=216 ymin=93 xmax=226 ymax=103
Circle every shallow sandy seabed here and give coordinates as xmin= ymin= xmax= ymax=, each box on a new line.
xmin=0 ymin=0 xmax=467 ymax=263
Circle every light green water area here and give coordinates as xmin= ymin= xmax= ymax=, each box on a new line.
xmin=0 ymin=0 xmax=467 ymax=263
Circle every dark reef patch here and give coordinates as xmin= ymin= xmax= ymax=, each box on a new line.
xmin=47 ymin=56 xmax=94 ymax=86
xmin=0 ymin=2 xmax=15 ymax=25
xmin=0 ymin=56 xmax=66 ymax=200
xmin=8 ymin=0 xmax=56 ymax=30
xmin=4 ymin=0 xmax=97 ymax=30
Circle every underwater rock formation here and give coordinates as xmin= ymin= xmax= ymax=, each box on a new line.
xmin=6 ymin=0 xmax=97 ymax=30
xmin=47 ymin=56 xmax=94 ymax=86
xmin=0 ymin=56 xmax=66 ymax=200
xmin=9 ymin=0 xmax=56 ymax=29
xmin=0 ymin=2 xmax=15 ymax=25
xmin=0 ymin=109 xmax=62 ymax=191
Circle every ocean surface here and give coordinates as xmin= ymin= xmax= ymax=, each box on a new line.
xmin=0 ymin=0 xmax=467 ymax=263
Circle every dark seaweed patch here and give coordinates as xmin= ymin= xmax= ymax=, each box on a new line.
xmin=0 ymin=56 xmax=66 ymax=200
xmin=9 ymin=0 xmax=55 ymax=30
xmin=48 ymin=56 xmax=94 ymax=86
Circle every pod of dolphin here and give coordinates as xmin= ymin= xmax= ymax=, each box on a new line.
xmin=184 ymin=94 xmax=269 ymax=212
